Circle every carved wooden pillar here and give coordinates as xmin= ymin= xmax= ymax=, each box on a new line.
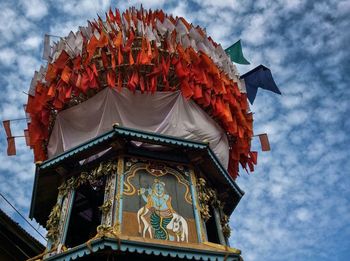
xmin=45 ymin=179 xmax=75 ymax=256
xmin=213 ymin=207 xmax=226 ymax=245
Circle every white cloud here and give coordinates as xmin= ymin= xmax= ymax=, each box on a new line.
xmin=22 ymin=35 xmax=42 ymax=50
xmin=53 ymin=0 xmax=111 ymax=16
xmin=20 ymin=0 xmax=48 ymax=20
xmin=49 ymin=19 xmax=87 ymax=38
xmin=284 ymin=0 xmax=303 ymax=11
xmin=285 ymin=110 xmax=308 ymax=125
xmin=241 ymin=14 xmax=268 ymax=45
xmin=337 ymin=0 xmax=350 ymax=15
xmin=16 ymin=55 xmax=41 ymax=78
xmin=295 ymin=208 xmax=312 ymax=222
xmin=167 ymin=1 xmax=191 ymax=20
xmin=0 ymin=7 xmax=32 ymax=44
xmin=192 ymin=0 xmax=238 ymax=9
xmin=280 ymin=94 xmax=303 ymax=109
xmin=126 ymin=0 xmax=166 ymax=9
xmin=0 ymin=48 xmax=16 ymax=66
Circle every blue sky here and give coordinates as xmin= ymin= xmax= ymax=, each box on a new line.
xmin=0 ymin=0 xmax=349 ymax=260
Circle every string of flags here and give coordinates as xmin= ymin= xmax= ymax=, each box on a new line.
xmin=2 ymin=119 xmax=29 ymax=156
xmin=224 ymin=39 xmax=281 ymax=104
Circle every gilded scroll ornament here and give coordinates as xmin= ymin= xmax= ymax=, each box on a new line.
xmin=46 ymin=203 xmax=61 ymax=241
xmin=221 ymin=214 xmax=231 ymax=238
xmin=196 ymin=178 xmax=231 ymax=238
xmin=99 ymin=199 xmax=113 ymax=215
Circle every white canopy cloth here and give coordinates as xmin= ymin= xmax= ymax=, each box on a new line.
xmin=48 ymin=88 xmax=229 ymax=168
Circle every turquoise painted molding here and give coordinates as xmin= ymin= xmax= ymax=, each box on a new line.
xmin=188 ymin=171 xmax=203 ymax=243
xmin=118 ymin=170 xmax=124 ymax=228
xmin=45 ymin=238 xmax=241 ymax=261
xmin=60 ymin=190 xmax=75 ymax=245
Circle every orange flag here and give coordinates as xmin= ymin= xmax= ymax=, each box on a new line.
xmin=87 ymin=35 xmax=99 ymax=62
xmin=7 ymin=137 xmax=16 ymax=156
xmin=61 ymin=65 xmax=72 ymax=83
xmin=258 ymin=133 xmax=271 ymax=151
xmin=2 ymin=120 xmax=12 ymax=137
xmin=47 ymin=83 xmax=56 ymax=98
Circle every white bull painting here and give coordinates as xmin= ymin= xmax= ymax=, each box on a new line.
xmin=137 ymin=207 xmax=189 ymax=242
xmin=136 ymin=179 xmax=189 ymax=242
xmin=166 ymin=213 xmax=189 ymax=242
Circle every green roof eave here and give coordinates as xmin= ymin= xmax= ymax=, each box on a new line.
xmin=39 ymin=125 xmax=208 ymax=170
xmin=38 ymin=125 xmax=243 ymax=198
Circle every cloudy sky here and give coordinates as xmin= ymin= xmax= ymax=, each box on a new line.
xmin=0 ymin=0 xmax=349 ymax=260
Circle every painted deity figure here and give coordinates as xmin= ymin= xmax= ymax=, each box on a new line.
xmin=138 ymin=179 xmax=174 ymax=240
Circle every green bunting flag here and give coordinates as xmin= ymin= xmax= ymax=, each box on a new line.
xmin=225 ymin=40 xmax=250 ymax=65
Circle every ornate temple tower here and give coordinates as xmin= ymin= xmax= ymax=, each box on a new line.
xmin=26 ymin=7 xmax=258 ymax=261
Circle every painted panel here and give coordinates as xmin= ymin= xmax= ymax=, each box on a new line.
xmin=122 ymin=158 xmax=198 ymax=243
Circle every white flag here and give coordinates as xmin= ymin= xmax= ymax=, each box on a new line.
xmin=42 ymin=34 xmax=51 ymax=60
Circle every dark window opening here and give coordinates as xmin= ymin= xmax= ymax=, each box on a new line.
xmin=65 ymin=177 xmax=106 ymax=248
xmin=205 ymin=207 xmax=220 ymax=244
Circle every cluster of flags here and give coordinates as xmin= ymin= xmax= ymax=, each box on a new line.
xmin=1 ymin=7 xmax=279 ymax=178
xmin=22 ymin=7 xmax=259 ymax=179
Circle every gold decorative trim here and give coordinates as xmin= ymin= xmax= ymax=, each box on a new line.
xmin=196 ymin=177 xmax=232 ymax=239
xmin=114 ymin=156 xmax=124 ymax=234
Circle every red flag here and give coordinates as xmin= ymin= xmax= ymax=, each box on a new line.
xmin=54 ymin=50 xmax=70 ymax=70
xmin=65 ymin=86 xmax=72 ymax=99
xmin=45 ymin=63 xmax=58 ymax=83
xmin=117 ymin=71 xmax=123 ymax=92
xmin=193 ymin=84 xmax=202 ymax=99
xmin=180 ymin=80 xmax=193 ymax=99
xmin=259 ymin=133 xmax=271 ymax=151
xmin=24 ymin=129 xmax=30 ymax=146
xmin=101 ymin=49 xmax=109 ymax=69
xmin=107 ymin=69 xmax=116 ymax=88
xmin=2 ymin=120 xmax=12 ymax=137
xmin=7 ymin=137 xmax=16 ymax=156
xmin=249 ymin=151 xmax=258 ymax=164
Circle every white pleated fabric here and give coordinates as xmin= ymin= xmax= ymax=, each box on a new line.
xmin=47 ymin=88 xmax=229 ymax=168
